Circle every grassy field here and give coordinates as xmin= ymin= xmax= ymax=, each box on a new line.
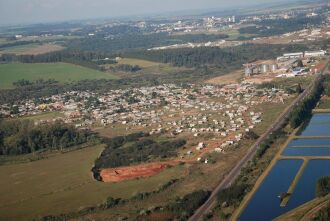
xmin=205 ymin=69 xmax=243 ymax=85
xmin=0 ymin=44 xmax=65 ymax=55
xmin=219 ymin=29 xmax=255 ymax=40
xmin=0 ymin=43 xmax=41 ymax=54
xmin=0 ymin=63 xmax=119 ymax=89
xmin=0 ymin=145 xmax=185 ymax=221
xmin=318 ymin=99 xmax=330 ymax=109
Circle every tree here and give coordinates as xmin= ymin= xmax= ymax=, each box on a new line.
xmin=297 ymin=59 xmax=304 ymax=67
xmin=316 ymin=176 xmax=330 ymax=197
xmin=296 ymin=84 xmax=303 ymax=94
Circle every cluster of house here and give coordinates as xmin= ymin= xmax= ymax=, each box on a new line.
xmin=0 ymin=84 xmax=291 ymax=157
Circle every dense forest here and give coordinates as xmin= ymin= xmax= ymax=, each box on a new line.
xmin=0 ymin=50 xmax=109 ymax=71
xmin=125 ymin=43 xmax=308 ymax=68
xmin=0 ymin=119 xmax=93 ymax=155
xmin=239 ymin=15 xmax=323 ymax=37
xmin=66 ymin=33 xmax=229 ymax=53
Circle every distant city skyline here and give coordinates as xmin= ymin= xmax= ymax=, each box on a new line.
xmin=0 ymin=0 xmax=307 ymax=25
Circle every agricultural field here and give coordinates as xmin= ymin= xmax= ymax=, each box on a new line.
xmin=0 ymin=144 xmax=185 ymax=221
xmin=205 ymin=69 xmax=243 ymax=85
xmin=0 ymin=63 xmax=119 ymax=89
xmin=0 ymin=43 xmax=40 ymax=54
xmin=0 ymin=44 xmax=64 ymax=55
xmin=0 ymin=35 xmax=79 ymax=46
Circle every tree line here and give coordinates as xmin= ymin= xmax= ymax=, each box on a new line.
xmin=0 ymin=50 xmax=110 ymax=71
xmin=289 ymin=76 xmax=324 ymax=129
xmin=112 ymin=64 xmax=142 ymax=72
xmin=0 ymin=119 xmax=94 ymax=155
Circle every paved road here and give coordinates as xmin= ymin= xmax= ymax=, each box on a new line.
xmin=188 ymin=68 xmax=326 ymax=221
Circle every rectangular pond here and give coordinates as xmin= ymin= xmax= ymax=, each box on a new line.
xmin=239 ymin=160 xmax=330 ymax=221
xmin=287 ymin=138 xmax=330 ymax=148
xmin=286 ymin=160 xmax=330 ymax=209
xmin=300 ymin=113 xmax=330 ymax=136
xmin=238 ymin=160 xmax=303 ymax=221
xmin=282 ymin=147 xmax=330 ymax=156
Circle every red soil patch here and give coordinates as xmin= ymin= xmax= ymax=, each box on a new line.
xmin=100 ymin=162 xmax=178 ymax=182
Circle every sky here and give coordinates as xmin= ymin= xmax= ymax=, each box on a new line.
xmin=0 ymin=0 xmax=300 ymax=25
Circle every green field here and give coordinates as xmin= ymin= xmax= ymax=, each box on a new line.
xmin=0 ymin=63 xmax=119 ymax=89
xmin=0 ymin=145 xmax=185 ymax=221
xmin=0 ymin=43 xmax=41 ymax=54
xmin=318 ymin=99 xmax=330 ymax=109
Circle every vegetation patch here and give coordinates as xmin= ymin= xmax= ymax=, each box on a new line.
xmin=92 ymin=132 xmax=186 ymax=180
xmin=0 ymin=119 xmax=95 ymax=155
xmin=316 ymin=176 xmax=330 ymax=197
xmin=311 ymin=202 xmax=330 ymax=221
xmin=290 ymin=76 xmax=324 ymax=129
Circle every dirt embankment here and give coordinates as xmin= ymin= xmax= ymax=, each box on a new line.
xmin=100 ymin=162 xmax=178 ymax=182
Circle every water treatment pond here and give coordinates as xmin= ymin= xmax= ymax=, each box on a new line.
xmin=239 ymin=113 xmax=330 ymax=221
xmin=238 ymin=160 xmax=303 ymax=221
xmin=239 ymin=160 xmax=330 ymax=221
xmin=286 ymin=160 xmax=330 ymax=208
xmin=283 ymin=147 xmax=330 ymax=156
xmin=300 ymin=113 xmax=330 ymax=136
xmin=282 ymin=138 xmax=330 ymax=156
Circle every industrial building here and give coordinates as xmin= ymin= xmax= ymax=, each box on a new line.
xmin=277 ymin=50 xmax=327 ymax=61
xmin=304 ymin=50 xmax=327 ymax=57
xmin=244 ymin=60 xmax=278 ymax=77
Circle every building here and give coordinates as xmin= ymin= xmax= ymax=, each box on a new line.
xmin=304 ymin=50 xmax=327 ymax=57
xmin=243 ymin=60 xmax=278 ymax=76
xmin=283 ymin=52 xmax=304 ymax=59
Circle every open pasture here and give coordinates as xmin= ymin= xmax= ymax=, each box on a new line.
xmin=0 ymin=63 xmax=119 ymax=89
xmin=0 ymin=145 xmax=184 ymax=221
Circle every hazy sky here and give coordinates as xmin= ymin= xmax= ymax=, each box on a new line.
xmin=0 ymin=0 xmax=297 ymax=25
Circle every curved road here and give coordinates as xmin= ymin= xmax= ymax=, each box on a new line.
xmin=189 ymin=68 xmax=326 ymax=221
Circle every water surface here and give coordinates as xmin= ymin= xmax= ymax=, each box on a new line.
xmin=283 ymin=147 xmax=330 ymax=156
xmin=288 ymin=138 xmax=330 ymax=147
xmin=287 ymin=160 xmax=330 ymax=208
xmin=300 ymin=113 xmax=330 ymax=136
xmin=238 ymin=160 xmax=303 ymax=221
